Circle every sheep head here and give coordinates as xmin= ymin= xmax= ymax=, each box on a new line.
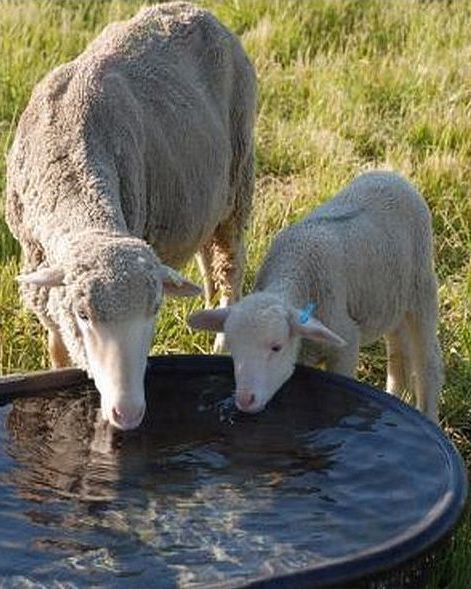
xmin=18 ymin=235 xmax=201 ymax=430
xmin=188 ymin=292 xmax=344 ymax=413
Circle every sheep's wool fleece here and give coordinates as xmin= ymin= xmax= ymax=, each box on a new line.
xmin=5 ymin=2 xmax=256 ymax=369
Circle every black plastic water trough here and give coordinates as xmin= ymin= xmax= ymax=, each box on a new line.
xmin=0 ymin=355 xmax=467 ymax=589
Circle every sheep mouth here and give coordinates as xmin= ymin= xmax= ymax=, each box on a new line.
xmin=102 ymin=405 xmax=146 ymax=431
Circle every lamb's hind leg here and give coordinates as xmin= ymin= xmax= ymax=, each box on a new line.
xmin=48 ymin=327 xmax=71 ymax=368
xmin=385 ymin=318 xmax=413 ymax=397
xmin=409 ymin=317 xmax=443 ymax=423
xmin=408 ymin=286 xmax=444 ymax=423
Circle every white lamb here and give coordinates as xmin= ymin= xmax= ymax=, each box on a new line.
xmin=6 ymin=2 xmax=256 ymax=430
xmin=189 ymin=171 xmax=444 ymax=422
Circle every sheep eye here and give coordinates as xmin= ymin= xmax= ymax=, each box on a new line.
xmin=271 ymin=344 xmax=282 ymax=353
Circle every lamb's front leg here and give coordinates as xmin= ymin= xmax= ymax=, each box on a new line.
xmin=385 ymin=318 xmax=412 ymax=396
xmin=325 ymin=325 xmax=360 ymax=377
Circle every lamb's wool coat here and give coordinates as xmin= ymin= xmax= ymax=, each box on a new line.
xmin=6 ymin=1 xmax=256 ymax=371
xmin=256 ymin=171 xmax=438 ymax=351
xmin=190 ymin=171 xmax=443 ymax=421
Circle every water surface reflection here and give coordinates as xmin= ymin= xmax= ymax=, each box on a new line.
xmin=0 ymin=370 xmax=446 ymax=588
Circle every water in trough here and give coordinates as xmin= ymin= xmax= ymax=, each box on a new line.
xmin=0 ymin=360 xmax=460 ymax=588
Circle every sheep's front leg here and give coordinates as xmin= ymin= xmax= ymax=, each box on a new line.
xmin=211 ymin=224 xmax=245 ymax=305
xmin=195 ymin=245 xmax=216 ymax=309
xmin=48 ymin=328 xmax=71 ymax=368
xmin=209 ymin=221 xmax=245 ymax=354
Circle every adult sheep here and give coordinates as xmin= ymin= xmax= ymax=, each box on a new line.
xmin=6 ymin=2 xmax=256 ymax=430
xmin=189 ymin=171 xmax=443 ymax=423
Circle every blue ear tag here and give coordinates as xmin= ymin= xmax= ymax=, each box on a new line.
xmin=299 ymin=302 xmax=317 ymax=324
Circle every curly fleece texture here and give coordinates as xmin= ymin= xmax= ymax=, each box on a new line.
xmin=6 ymin=2 xmax=256 ymax=369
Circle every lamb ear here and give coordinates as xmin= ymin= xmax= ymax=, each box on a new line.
xmin=159 ymin=265 xmax=202 ymax=297
xmin=289 ymin=311 xmax=346 ymax=347
xmin=17 ymin=267 xmax=65 ymax=287
xmin=187 ymin=308 xmax=230 ymax=333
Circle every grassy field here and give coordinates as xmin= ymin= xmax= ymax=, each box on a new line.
xmin=0 ymin=0 xmax=470 ymax=586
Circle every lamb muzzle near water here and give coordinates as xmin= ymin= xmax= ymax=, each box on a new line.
xmin=189 ymin=171 xmax=444 ymax=423
xmin=5 ymin=2 xmax=256 ymax=430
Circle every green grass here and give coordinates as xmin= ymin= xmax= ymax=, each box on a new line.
xmin=0 ymin=0 xmax=470 ymax=586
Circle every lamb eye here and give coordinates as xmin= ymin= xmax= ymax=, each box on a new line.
xmin=77 ymin=309 xmax=90 ymax=322
xmin=271 ymin=344 xmax=282 ymax=353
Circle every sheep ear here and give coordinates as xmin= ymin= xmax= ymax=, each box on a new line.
xmin=187 ymin=308 xmax=230 ymax=333
xmin=17 ymin=267 xmax=65 ymax=287
xmin=289 ymin=311 xmax=346 ymax=347
xmin=159 ymin=265 xmax=202 ymax=297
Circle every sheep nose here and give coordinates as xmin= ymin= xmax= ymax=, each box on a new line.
xmin=110 ymin=404 xmax=146 ymax=431
xmin=236 ymin=391 xmax=256 ymax=412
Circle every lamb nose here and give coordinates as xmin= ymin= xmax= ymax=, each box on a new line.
xmin=111 ymin=405 xmax=145 ymax=430
xmin=237 ymin=392 xmax=256 ymax=410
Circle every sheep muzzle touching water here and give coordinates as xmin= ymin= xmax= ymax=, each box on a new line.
xmin=189 ymin=293 xmax=345 ymax=413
